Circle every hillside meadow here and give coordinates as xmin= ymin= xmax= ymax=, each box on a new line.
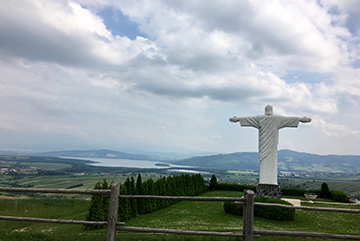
xmin=0 ymin=190 xmax=359 ymax=241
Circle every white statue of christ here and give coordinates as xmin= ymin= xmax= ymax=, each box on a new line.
xmin=229 ymin=105 xmax=311 ymax=185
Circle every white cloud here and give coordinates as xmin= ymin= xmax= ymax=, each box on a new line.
xmin=313 ymin=117 xmax=360 ymax=137
xmin=98 ymin=0 xmax=352 ymax=72
xmin=0 ymin=0 xmax=163 ymax=68
xmin=0 ymin=0 xmax=360 ymax=154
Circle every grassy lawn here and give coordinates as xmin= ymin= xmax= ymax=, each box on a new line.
xmin=124 ymin=190 xmax=360 ymax=241
xmin=0 ymin=190 xmax=359 ymax=241
xmin=0 ymin=198 xmax=107 ymax=241
xmin=0 ymin=175 xmax=128 ymax=189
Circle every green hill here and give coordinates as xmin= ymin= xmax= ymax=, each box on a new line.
xmin=37 ymin=149 xmax=153 ymax=160
xmin=169 ymin=150 xmax=360 ymax=173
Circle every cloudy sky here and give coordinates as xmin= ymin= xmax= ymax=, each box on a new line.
xmin=1 ymin=0 xmax=360 ymax=155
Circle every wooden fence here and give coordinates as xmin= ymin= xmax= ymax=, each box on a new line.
xmin=0 ymin=184 xmax=123 ymax=241
xmin=0 ymin=185 xmax=360 ymax=241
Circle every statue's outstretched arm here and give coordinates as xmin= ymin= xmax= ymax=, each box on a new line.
xmin=229 ymin=116 xmax=240 ymax=122
xmin=300 ymin=117 xmax=311 ymax=123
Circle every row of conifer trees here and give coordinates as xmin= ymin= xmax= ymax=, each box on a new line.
xmin=86 ymin=173 xmax=207 ymax=225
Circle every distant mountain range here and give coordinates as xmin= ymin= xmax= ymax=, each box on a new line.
xmin=35 ymin=149 xmax=211 ymax=161
xmin=37 ymin=149 xmax=154 ymax=160
xmin=169 ymin=150 xmax=360 ymax=174
xmin=33 ymin=149 xmax=360 ymax=174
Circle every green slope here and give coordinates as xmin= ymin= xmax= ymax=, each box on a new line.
xmin=169 ymin=150 xmax=360 ymax=173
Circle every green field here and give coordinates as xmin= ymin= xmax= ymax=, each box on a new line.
xmin=20 ymin=162 xmax=72 ymax=170
xmin=0 ymin=174 xmax=159 ymax=190
xmin=0 ymin=161 xmax=71 ymax=170
xmin=0 ymin=190 xmax=359 ymax=241
xmin=0 ymin=175 xmax=125 ymax=191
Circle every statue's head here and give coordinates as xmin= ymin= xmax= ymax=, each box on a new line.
xmin=265 ymin=105 xmax=273 ymax=115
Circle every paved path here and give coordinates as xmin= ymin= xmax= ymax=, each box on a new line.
xmin=282 ymin=198 xmax=301 ymax=206
xmin=281 ymin=198 xmax=359 ymax=206
xmin=306 ymin=200 xmax=359 ymax=205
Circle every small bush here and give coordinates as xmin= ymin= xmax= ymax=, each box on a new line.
xmin=255 ymin=197 xmax=295 ymax=221
xmin=224 ymin=197 xmax=295 ymax=221
xmin=281 ymin=188 xmax=306 ymax=196
xmin=224 ymin=201 xmax=242 ymax=216
xmin=321 ymin=182 xmax=330 ymax=192
xmin=85 ymin=179 xmax=110 ymax=229
xmin=209 ymin=174 xmax=217 ymax=191
xmin=319 ymin=182 xmax=331 ymax=198
xmin=282 ymin=187 xmax=349 ymax=203
xmin=216 ymin=183 xmax=256 ymax=192
xmin=330 ymin=190 xmax=349 ymax=203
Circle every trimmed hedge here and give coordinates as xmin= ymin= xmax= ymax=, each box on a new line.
xmin=209 ymin=175 xmax=350 ymax=203
xmin=281 ymin=188 xmax=307 ymax=196
xmin=330 ymin=190 xmax=349 ymax=203
xmin=215 ymin=183 xmax=256 ymax=192
xmin=224 ymin=196 xmax=295 ymax=221
xmin=281 ymin=188 xmax=349 ymax=202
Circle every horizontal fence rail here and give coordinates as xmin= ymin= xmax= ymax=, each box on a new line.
xmin=121 ymin=195 xmax=360 ymax=213
xmin=0 ymin=215 xmax=124 ymax=226
xmin=119 ymin=194 xmax=245 ymax=202
xmin=253 ymin=230 xmax=360 ymax=240
xmin=0 ymin=187 xmax=110 ymax=195
xmin=117 ymin=226 xmax=260 ymax=238
xmin=250 ymin=202 xmax=360 ymax=213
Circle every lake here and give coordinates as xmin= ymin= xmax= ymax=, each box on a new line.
xmin=65 ymin=157 xmax=193 ymax=169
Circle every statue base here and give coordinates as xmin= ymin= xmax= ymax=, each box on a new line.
xmin=256 ymin=184 xmax=281 ymax=199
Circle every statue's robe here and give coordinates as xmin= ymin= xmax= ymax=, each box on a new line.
xmin=238 ymin=115 xmax=301 ymax=185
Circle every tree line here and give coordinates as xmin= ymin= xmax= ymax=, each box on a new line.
xmin=209 ymin=174 xmax=350 ymax=202
xmin=86 ymin=173 xmax=207 ymax=227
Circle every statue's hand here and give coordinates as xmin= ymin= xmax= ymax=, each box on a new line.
xmin=229 ymin=117 xmax=239 ymax=122
xmin=300 ymin=117 xmax=311 ymax=123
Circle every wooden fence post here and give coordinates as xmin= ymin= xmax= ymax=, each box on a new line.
xmin=107 ymin=183 xmax=120 ymax=241
xmin=243 ymin=189 xmax=254 ymax=241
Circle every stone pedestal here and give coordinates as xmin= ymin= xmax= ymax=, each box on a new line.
xmin=256 ymin=184 xmax=281 ymax=199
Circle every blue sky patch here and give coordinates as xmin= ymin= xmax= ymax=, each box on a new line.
xmin=283 ymin=71 xmax=333 ymax=84
xmin=96 ymin=7 xmax=144 ymax=40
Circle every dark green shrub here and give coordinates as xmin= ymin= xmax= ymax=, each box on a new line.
xmin=254 ymin=197 xmax=295 ymax=221
xmin=133 ymin=173 xmax=207 ymax=216
xmin=118 ymin=184 xmax=131 ymax=222
xmin=330 ymin=190 xmax=349 ymax=203
xmin=209 ymin=174 xmax=217 ymax=191
xmin=321 ymin=182 xmax=329 ymax=193
xmin=281 ymin=188 xmax=306 ymax=196
xmin=282 ymin=188 xmax=330 ymax=199
xmin=224 ymin=197 xmax=295 ymax=221
xmin=320 ymin=182 xmax=330 ymax=198
xmin=216 ymin=183 xmax=256 ymax=192
xmin=208 ymin=175 xmax=256 ymax=192
xmin=85 ymin=179 xmax=110 ymax=229
xmin=224 ymin=200 xmax=242 ymax=215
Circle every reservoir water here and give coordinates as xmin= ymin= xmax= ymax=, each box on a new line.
xmin=65 ymin=157 xmax=192 ymax=169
